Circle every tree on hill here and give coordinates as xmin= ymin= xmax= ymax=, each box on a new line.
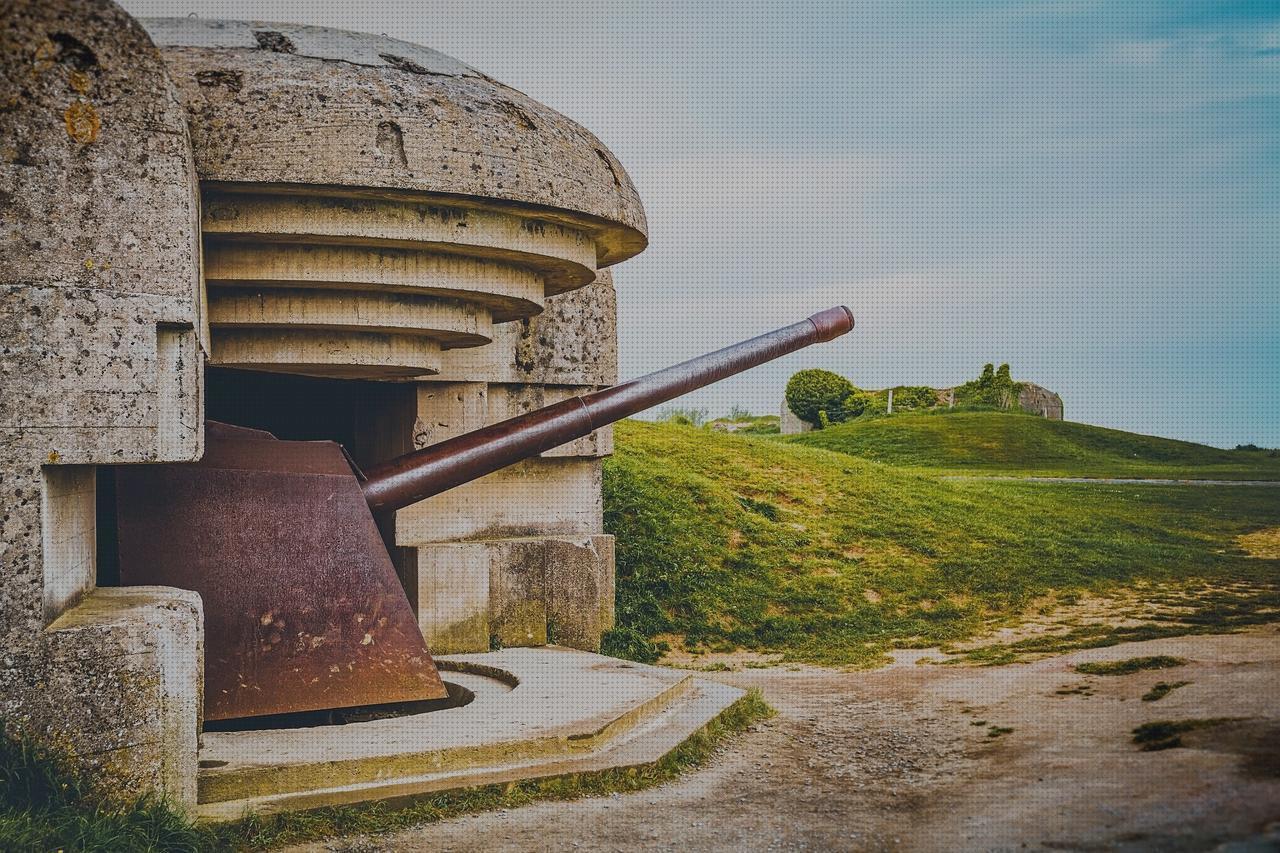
xmin=955 ymin=362 xmax=1022 ymax=409
xmin=785 ymin=369 xmax=855 ymax=428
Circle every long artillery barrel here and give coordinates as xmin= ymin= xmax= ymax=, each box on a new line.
xmin=361 ymin=306 xmax=855 ymax=513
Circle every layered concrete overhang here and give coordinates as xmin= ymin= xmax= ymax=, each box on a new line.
xmin=142 ymin=18 xmax=648 ymax=379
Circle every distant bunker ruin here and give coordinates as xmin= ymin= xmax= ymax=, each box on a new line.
xmin=0 ymin=3 xmax=803 ymax=817
xmin=781 ymin=381 xmax=1064 ymax=434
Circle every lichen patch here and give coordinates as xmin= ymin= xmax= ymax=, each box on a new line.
xmin=63 ymin=100 xmax=98 ymax=143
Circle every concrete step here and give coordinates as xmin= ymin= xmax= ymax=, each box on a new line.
xmin=196 ymin=648 xmax=744 ymax=821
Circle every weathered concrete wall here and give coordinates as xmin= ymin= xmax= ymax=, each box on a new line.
xmin=144 ymin=18 xmax=641 ymax=384
xmin=435 ymin=271 xmax=619 ymax=386
xmin=1018 ymin=383 xmax=1064 ymax=420
xmin=411 ymin=534 xmax=613 ymax=654
xmin=143 ymin=18 xmax=647 ymax=264
xmin=402 ymin=276 xmax=620 ymax=653
xmin=0 ymin=0 xmax=205 ymax=811
xmin=780 ymin=401 xmax=812 ymax=435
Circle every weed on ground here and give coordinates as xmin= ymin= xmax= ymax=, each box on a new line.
xmin=1132 ymin=718 xmax=1245 ymax=751
xmin=1075 ymin=655 xmax=1188 ymax=676
xmin=1142 ymin=681 xmax=1192 ymax=702
xmin=0 ymin=721 xmax=207 ymax=853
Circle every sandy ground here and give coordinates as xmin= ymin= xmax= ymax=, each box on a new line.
xmin=288 ymin=628 xmax=1280 ymax=853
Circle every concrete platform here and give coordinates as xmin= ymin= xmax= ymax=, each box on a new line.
xmin=196 ymin=647 xmax=745 ymax=821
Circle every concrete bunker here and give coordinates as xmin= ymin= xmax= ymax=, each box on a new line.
xmin=2 ymin=2 xmax=850 ymax=817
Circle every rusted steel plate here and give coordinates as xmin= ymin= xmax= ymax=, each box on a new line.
xmin=115 ymin=427 xmax=447 ymax=721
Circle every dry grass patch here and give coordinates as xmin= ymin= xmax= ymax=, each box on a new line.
xmin=1240 ymin=527 xmax=1280 ymax=559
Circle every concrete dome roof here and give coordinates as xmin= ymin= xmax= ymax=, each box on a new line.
xmin=141 ymin=18 xmax=646 ymax=267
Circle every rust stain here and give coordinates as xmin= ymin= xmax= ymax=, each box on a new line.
xmin=64 ymin=101 xmax=99 ymax=144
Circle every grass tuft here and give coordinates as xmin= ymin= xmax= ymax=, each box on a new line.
xmin=1075 ymin=656 xmax=1188 ymax=676
xmin=0 ymin=721 xmax=208 ymax=853
xmin=1142 ymin=681 xmax=1192 ymax=702
xmin=1132 ymin=717 xmax=1244 ymax=751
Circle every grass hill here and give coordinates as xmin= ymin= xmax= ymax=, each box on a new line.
xmin=601 ymin=420 xmax=1280 ymax=667
xmin=785 ymin=411 xmax=1280 ymax=480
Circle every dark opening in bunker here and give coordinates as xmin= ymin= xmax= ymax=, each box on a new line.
xmin=97 ymin=368 xmax=423 ymax=596
xmin=205 ymin=368 xmax=418 ymax=469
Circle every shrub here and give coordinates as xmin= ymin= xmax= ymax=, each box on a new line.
xmin=840 ymin=390 xmax=882 ymax=420
xmin=889 ymin=385 xmax=937 ymax=412
xmin=954 ymin=362 xmax=1023 ymax=409
xmin=785 ymin=369 xmax=854 ymax=428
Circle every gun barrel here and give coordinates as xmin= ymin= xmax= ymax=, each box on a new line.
xmin=361 ymin=306 xmax=854 ymax=513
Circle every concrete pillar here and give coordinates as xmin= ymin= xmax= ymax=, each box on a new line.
xmin=398 ymin=279 xmax=621 ymax=654
xmin=0 ymin=0 xmax=207 ymax=811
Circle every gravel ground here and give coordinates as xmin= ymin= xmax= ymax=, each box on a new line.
xmin=285 ymin=628 xmax=1280 ymax=853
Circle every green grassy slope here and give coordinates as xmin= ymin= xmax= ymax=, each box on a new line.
xmin=785 ymin=412 xmax=1280 ymax=479
xmin=603 ymin=420 xmax=1280 ymax=666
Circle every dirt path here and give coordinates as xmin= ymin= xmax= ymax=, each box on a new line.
xmin=286 ymin=629 xmax=1280 ymax=852
xmin=940 ymin=476 xmax=1280 ymax=486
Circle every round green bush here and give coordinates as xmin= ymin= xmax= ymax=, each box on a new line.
xmin=785 ymin=369 xmax=854 ymax=427
xmin=840 ymin=390 xmax=883 ymax=419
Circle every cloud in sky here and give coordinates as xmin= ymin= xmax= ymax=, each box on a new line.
xmin=122 ymin=0 xmax=1280 ymax=446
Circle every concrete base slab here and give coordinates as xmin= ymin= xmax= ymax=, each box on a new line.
xmin=197 ymin=647 xmax=744 ymax=821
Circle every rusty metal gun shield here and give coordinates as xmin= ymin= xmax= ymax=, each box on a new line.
xmin=114 ymin=428 xmax=447 ymax=721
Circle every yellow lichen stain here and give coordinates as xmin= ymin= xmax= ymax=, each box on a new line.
xmin=68 ymin=70 xmax=91 ymax=94
xmin=47 ymin=450 xmax=60 ymax=463
xmin=82 ymin=257 xmax=94 ymax=270
xmin=64 ymin=100 xmax=99 ymax=144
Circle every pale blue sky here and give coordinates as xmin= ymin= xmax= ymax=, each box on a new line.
xmin=123 ymin=0 xmax=1280 ymax=447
